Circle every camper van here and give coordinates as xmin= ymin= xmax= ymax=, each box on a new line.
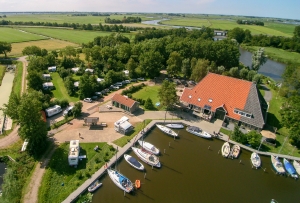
xmin=45 ymin=105 xmax=62 ymax=117
xmin=63 ymin=106 xmax=74 ymax=116
xmin=68 ymin=140 xmax=80 ymax=166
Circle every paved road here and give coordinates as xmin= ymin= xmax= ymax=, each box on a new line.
xmin=261 ymin=84 xmax=272 ymax=103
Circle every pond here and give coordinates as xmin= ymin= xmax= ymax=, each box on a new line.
xmin=92 ymin=127 xmax=300 ymax=203
xmin=239 ymin=48 xmax=286 ymax=81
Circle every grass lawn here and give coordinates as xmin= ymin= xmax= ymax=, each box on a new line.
xmin=38 ymin=142 xmax=115 ymax=203
xmin=12 ymin=62 xmax=23 ymax=96
xmin=51 ymin=72 xmax=79 ymax=102
xmin=0 ymin=64 xmax=6 ymax=86
xmin=220 ymin=127 xmax=232 ymax=136
xmin=242 ymin=45 xmax=300 ymax=65
xmin=258 ymin=85 xmax=265 ymax=97
xmin=9 ymin=39 xmax=78 ymax=57
xmin=21 ymin=27 xmax=133 ymax=44
xmin=113 ymin=119 xmax=152 ymax=147
xmin=0 ymin=27 xmax=47 ymax=43
xmin=132 ymin=85 xmax=161 ymax=110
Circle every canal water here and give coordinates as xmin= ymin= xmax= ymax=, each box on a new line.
xmin=92 ymin=127 xmax=300 ymax=203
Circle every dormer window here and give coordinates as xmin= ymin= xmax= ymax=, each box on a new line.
xmin=189 ymin=95 xmax=192 ymax=99
xmin=234 ymin=108 xmax=252 ymax=118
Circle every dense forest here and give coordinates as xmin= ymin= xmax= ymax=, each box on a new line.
xmin=236 ymin=19 xmax=264 ymax=26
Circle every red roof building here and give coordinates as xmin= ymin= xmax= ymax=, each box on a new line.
xmin=111 ymin=94 xmax=139 ymax=113
xmin=180 ymin=73 xmax=267 ymax=130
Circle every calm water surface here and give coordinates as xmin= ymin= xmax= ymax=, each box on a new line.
xmin=92 ymin=127 xmax=300 ymax=203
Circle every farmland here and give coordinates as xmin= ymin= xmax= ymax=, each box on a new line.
xmin=20 ymin=28 xmax=134 ymax=44
xmin=0 ymin=27 xmax=47 ymax=43
xmin=9 ymin=39 xmax=78 ymax=56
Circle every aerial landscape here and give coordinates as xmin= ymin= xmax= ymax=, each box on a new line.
xmin=0 ymin=0 xmax=300 ymax=202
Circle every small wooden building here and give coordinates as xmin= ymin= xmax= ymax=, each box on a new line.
xmin=84 ymin=117 xmax=99 ymax=125
xmin=111 ymin=94 xmax=139 ymax=113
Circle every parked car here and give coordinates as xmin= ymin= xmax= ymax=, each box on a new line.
xmin=124 ymin=80 xmax=130 ymax=84
xmin=110 ymin=85 xmax=119 ymax=90
xmin=95 ymin=92 xmax=102 ymax=96
xmin=101 ymin=90 xmax=107 ymax=95
xmin=104 ymin=89 xmax=110 ymax=93
xmin=91 ymin=95 xmax=98 ymax=100
xmin=63 ymin=106 xmax=74 ymax=116
xmin=130 ymin=78 xmax=137 ymax=82
xmin=115 ymin=82 xmax=123 ymax=87
xmin=188 ymin=80 xmax=196 ymax=85
xmin=83 ymin=98 xmax=92 ymax=103
xmin=137 ymin=77 xmax=145 ymax=81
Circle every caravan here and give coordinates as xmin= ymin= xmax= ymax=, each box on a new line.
xmin=45 ymin=105 xmax=62 ymax=117
xmin=68 ymin=140 xmax=80 ymax=166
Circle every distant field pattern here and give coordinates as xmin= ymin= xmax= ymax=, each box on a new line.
xmin=0 ymin=27 xmax=47 ymax=43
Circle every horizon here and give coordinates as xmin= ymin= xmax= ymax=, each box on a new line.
xmin=0 ymin=0 xmax=299 ymax=20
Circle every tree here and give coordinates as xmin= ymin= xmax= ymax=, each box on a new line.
xmin=139 ymin=51 xmax=164 ymax=78
xmin=252 ymin=73 xmax=262 ymax=84
xmin=167 ymin=51 xmax=182 ymax=76
xmin=280 ymin=95 xmax=300 ymax=146
xmin=229 ymin=67 xmax=239 ymax=78
xmin=126 ymin=58 xmax=138 ymax=78
xmin=190 ymin=59 xmax=210 ymax=82
xmin=239 ymin=67 xmax=249 ymax=79
xmin=22 ymin=46 xmax=42 ymax=58
xmin=231 ymin=125 xmax=247 ymax=144
xmin=144 ymin=98 xmax=155 ymax=110
xmin=252 ymin=47 xmax=267 ymax=71
xmin=73 ymin=101 xmax=83 ymax=117
xmin=246 ymin=131 xmax=262 ymax=149
xmin=27 ymin=71 xmax=44 ymax=91
xmin=293 ymin=25 xmax=300 ymax=39
xmin=0 ymin=41 xmax=12 ymax=58
xmin=181 ymin=58 xmax=191 ymax=78
xmin=64 ymin=76 xmax=75 ymax=96
xmin=158 ymin=80 xmax=178 ymax=121
xmin=228 ymin=27 xmax=245 ymax=44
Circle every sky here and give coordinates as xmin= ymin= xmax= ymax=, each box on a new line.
xmin=0 ymin=0 xmax=299 ymax=20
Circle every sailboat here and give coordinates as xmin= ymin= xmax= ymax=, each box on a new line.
xmin=283 ymin=158 xmax=298 ymax=179
xmin=107 ymin=148 xmax=134 ymax=193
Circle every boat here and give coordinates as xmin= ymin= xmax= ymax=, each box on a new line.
xmin=131 ymin=147 xmax=161 ymax=168
xmin=271 ymin=155 xmax=285 ymax=175
xmin=88 ymin=180 xmax=102 ymax=193
xmin=124 ymin=154 xmax=145 ymax=171
xmin=165 ymin=123 xmax=184 ymax=129
xmin=135 ymin=179 xmax=141 ymax=189
xmin=230 ymin=144 xmax=240 ymax=159
xmin=221 ymin=142 xmax=230 ymax=158
xmin=107 ymin=168 xmax=134 ymax=193
xmin=138 ymin=140 xmax=160 ymax=155
xmin=283 ymin=158 xmax=298 ymax=179
xmin=156 ymin=124 xmax=178 ymax=137
xmin=293 ymin=160 xmax=300 ymax=175
xmin=250 ymin=152 xmax=261 ymax=169
xmin=186 ymin=126 xmax=212 ymax=139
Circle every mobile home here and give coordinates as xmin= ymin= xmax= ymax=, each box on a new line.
xmin=68 ymin=140 xmax=80 ymax=166
xmin=45 ymin=105 xmax=62 ymax=117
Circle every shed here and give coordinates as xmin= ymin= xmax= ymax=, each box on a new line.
xmin=111 ymin=93 xmax=139 ymax=113
xmin=84 ymin=117 xmax=99 ymax=125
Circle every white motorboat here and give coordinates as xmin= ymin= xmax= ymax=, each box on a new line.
xmin=230 ymin=144 xmax=240 ymax=159
xmin=138 ymin=140 xmax=160 ymax=155
xmin=271 ymin=155 xmax=285 ymax=175
xmin=131 ymin=147 xmax=161 ymax=168
xmin=107 ymin=168 xmax=134 ymax=193
xmin=156 ymin=124 xmax=178 ymax=137
xmin=221 ymin=142 xmax=230 ymax=158
xmin=186 ymin=126 xmax=212 ymax=139
xmin=250 ymin=152 xmax=261 ymax=169
xmin=293 ymin=160 xmax=300 ymax=175
xmin=165 ymin=123 xmax=184 ymax=129
xmin=124 ymin=154 xmax=145 ymax=171
xmin=88 ymin=180 xmax=102 ymax=193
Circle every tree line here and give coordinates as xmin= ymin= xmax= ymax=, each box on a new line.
xmin=104 ymin=16 xmax=142 ymax=24
xmin=236 ymin=19 xmax=264 ymax=26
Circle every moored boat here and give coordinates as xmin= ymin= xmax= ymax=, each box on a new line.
xmin=250 ymin=152 xmax=261 ymax=169
xmin=271 ymin=155 xmax=285 ymax=175
xmin=124 ymin=154 xmax=145 ymax=171
xmin=156 ymin=124 xmax=178 ymax=137
xmin=292 ymin=160 xmax=300 ymax=175
xmin=135 ymin=179 xmax=141 ymax=189
xmin=138 ymin=140 xmax=160 ymax=155
xmin=221 ymin=142 xmax=230 ymax=158
xmin=131 ymin=147 xmax=161 ymax=168
xmin=165 ymin=123 xmax=184 ymax=129
xmin=283 ymin=158 xmax=298 ymax=179
xmin=107 ymin=168 xmax=134 ymax=193
xmin=186 ymin=126 xmax=212 ymax=139
xmin=230 ymin=144 xmax=240 ymax=159
xmin=88 ymin=180 xmax=102 ymax=193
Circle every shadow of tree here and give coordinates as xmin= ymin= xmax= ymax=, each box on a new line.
xmin=266 ymin=112 xmax=281 ymax=129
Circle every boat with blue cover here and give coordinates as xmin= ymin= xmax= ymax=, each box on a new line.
xmin=283 ymin=158 xmax=298 ymax=179
xmin=124 ymin=154 xmax=145 ymax=171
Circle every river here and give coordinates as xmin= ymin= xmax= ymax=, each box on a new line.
xmin=92 ymin=127 xmax=300 ymax=203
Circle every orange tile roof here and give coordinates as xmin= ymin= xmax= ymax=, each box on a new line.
xmin=111 ymin=94 xmax=137 ymax=108
xmin=180 ymin=73 xmax=252 ymax=120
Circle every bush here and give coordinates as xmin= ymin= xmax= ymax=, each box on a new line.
xmin=144 ymin=98 xmax=155 ymax=110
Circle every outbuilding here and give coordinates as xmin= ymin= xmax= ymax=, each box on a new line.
xmin=111 ymin=94 xmax=139 ymax=113
xmin=114 ymin=116 xmax=133 ymax=134
xmin=68 ymin=140 xmax=80 ymax=167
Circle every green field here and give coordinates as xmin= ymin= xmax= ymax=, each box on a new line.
xmin=38 ymin=142 xmax=115 ymax=203
xmin=20 ymin=28 xmax=133 ymax=44
xmin=12 ymin=62 xmax=23 ymax=96
xmin=0 ymin=65 xmax=5 ymax=85
xmin=161 ymin=18 xmax=294 ymax=37
xmin=51 ymin=72 xmax=79 ymax=102
xmin=132 ymin=85 xmax=161 ymax=109
xmin=0 ymin=27 xmax=47 ymax=43
xmin=243 ymin=45 xmax=300 ymax=65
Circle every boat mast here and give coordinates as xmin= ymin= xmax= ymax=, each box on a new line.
xmin=115 ymin=146 xmax=118 ymax=171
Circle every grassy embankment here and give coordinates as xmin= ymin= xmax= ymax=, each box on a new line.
xmin=51 ymin=72 xmax=79 ymax=102
xmin=38 ymin=142 xmax=115 ymax=203
xmin=113 ymin=119 xmax=152 ymax=147
xmin=161 ymin=18 xmax=294 ymax=37
xmin=0 ymin=64 xmax=6 ymax=86
xmin=0 ymin=27 xmax=47 ymax=43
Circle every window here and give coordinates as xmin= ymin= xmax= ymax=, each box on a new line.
xmin=233 ymin=108 xmax=252 ymax=118
xmin=234 ymin=109 xmax=239 ymax=114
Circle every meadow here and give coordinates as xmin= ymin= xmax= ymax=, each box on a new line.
xmin=9 ymin=39 xmax=78 ymax=56
xmin=0 ymin=27 xmax=47 ymax=43
xmin=132 ymin=85 xmax=161 ymax=109
xmin=20 ymin=27 xmax=134 ymax=44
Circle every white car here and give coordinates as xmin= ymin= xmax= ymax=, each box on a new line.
xmin=83 ymin=98 xmax=92 ymax=103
